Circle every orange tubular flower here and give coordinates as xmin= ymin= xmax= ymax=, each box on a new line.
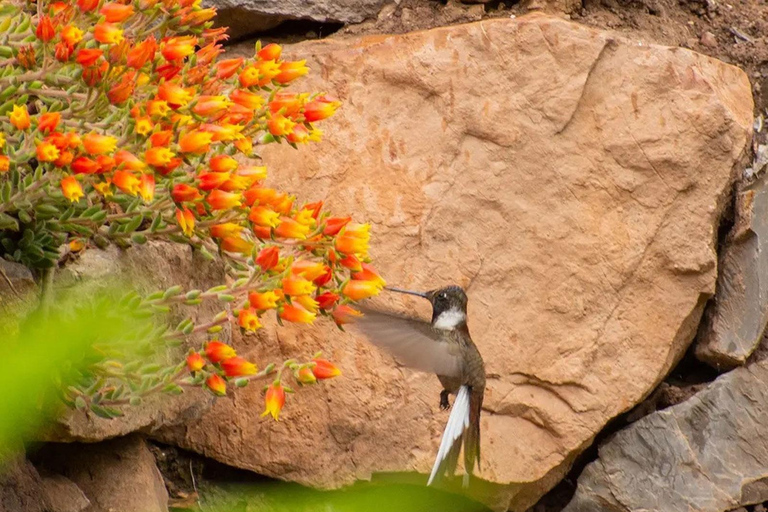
xmin=55 ymin=42 xmax=73 ymax=62
xmin=172 ymin=184 xmax=201 ymax=203
xmin=237 ymin=308 xmax=261 ymax=332
xmin=162 ymin=36 xmax=196 ymax=61
xmin=304 ymin=96 xmax=342 ymax=122
xmin=274 ymin=218 xmax=310 ymax=239
xmin=256 ymin=246 xmax=279 ymax=270
xmin=96 ymin=155 xmax=115 ymax=173
xmin=282 ymin=275 xmax=315 ymax=296
xmin=38 ymin=112 xmax=60 ymax=133
xmin=295 ymin=295 xmax=319 ymax=313
xmin=290 ymin=261 xmax=327 ymax=281
xmin=205 ymin=340 xmax=236 ymax=363
xmin=221 ymin=235 xmax=253 ymax=255
xmin=353 ymin=263 xmax=387 ymax=288
xmin=257 ymin=43 xmax=281 ymax=61
xmin=114 ymin=150 xmax=146 ymax=171
xmin=0 ymin=156 xmax=9 ymax=173
xmin=186 ymin=352 xmax=205 ymax=372
xmin=230 ymin=89 xmax=264 ymax=110
xmin=10 ymin=105 xmax=31 ymax=131
xmin=342 ymin=280 xmax=383 ymax=301
xmin=77 ymin=0 xmax=99 ymax=12
xmin=54 ymin=151 xmax=74 ymax=168
xmin=147 ymin=100 xmax=170 ymax=118
xmin=332 ymin=304 xmax=363 ymax=326
xmin=287 ymin=125 xmax=310 ymax=144
xmin=207 ymin=190 xmax=241 ymax=211
xmin=261 ymin=382 xmax=285 ymax=421
xmin=71 ymin=156 xmax=100 ymax=174
xmin=100 ymin=2 xmax=134 ymax=22
xmin=178 ymin=130 xmax=213 ymax=154
xmin=311 ymin=358 xmax=341 ymax=379
xmin=205 ymin=374 xmax=227 ymax=396
xmin=83 ymin=133 xmax=117 ymax=155
xmin=176 ymin=207 xmax=195 ymax=236
xmin=107 ymin=70 xmax=135 ymax=105
xmin=296 ymin=366 xmax=316 ymax=385
xmin=127 ymin=37 xmax=157 ymax=69
xmin=267 ymin=114 xmax=295 ymax=137
xmin=144 ymin=147 xmax=175 ymax=167
xmin=209 ymin=155 xmax=238 ymax=173
xmin=335 ymin=223 xmax=371 ymax=256
xmin=36 ymin=15 xmax=55 ymax=42
xmin=316 ymin=292 xmax=340 ymax=310
xmin=269 ymin=92 xmax=306 ymax=116
xmin=339 ymin=254 xmax=363 ymax=272
xmin=61 ymin=176 xmax=83 ymax=202
xmin=134 ymin=116 xmax=153 ymax=136
xmin=279 ymin=304 xmax=316 ymax=324
xmin=36 ymin=141 xmax=60 ymax=162
xmin=94 ymin=23 xmax=123 ymax=45
xmin=249 ymin=206 xmax=280 ymax=228
xmin=215 ymin=57 xmax=243 ymax=79
xmin=60 ymin=25 xmax=84 ymax=47
xmin=209 ymin=223 xmax=242 ymax=239
xmin=222 ymin=356 xmax=257 ymax=377
xmin=158 ymin=82 xmax=193 ymax=109
xmin=112 ymin=170 xmax=141 ymax=196
xmin=323 ymin=216 xmax=351 ymax=236
xmin=248 ymin=291 xmax=280 ymax=310
xmin=192 ymin=96 xmax=232 ymax=117
xmin=274 ymin=60 xmax=309 ymax=84
xmin=75 ymin=48 xmax=102 ymax=66
xmin=139 ymin=174 xmax=155 ymax=202
xmin=198 ymin=172 xmax=231 ymax=191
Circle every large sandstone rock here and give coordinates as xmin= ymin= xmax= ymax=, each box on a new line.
xmin=36 ymin=436 xmax=169 ymax=512
xmin=696 ymin=171 xmax=768 ymax=368
xmin=563 ymin=359 xmax=768 ymax=512
xmin=158 ymin=14 xmax=753 ymax=511
xmin=41 ymin=242 xmax=223 ymax=442
xmin=0 ymin=458 xmax=50 ymax=512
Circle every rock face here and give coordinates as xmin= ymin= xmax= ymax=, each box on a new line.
xmin=39 ymin=474 xmax=90 ymax=512
xmin=0 ymin=459 xmax=50 ymax=512
xmin=696 ymin=172 xmax=768 ymax=368
xmin=204 ymin=0 xmax=389 ymax=40
xmin=563 ymin=359 xmax=768 ymax=512
xmin=41 ymin=242 xmax=222 ymax=443
xmin=158 ymin=14 xmax=753 ymax=511
xmin=36 ymin=436 xmax=169 ymax=512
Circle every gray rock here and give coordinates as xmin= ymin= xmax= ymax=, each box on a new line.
xmin=564 ymin=359 xmax=768 ymax=512
xmin=696 ymin=173 xmax=768 ymax=369
xmin=204 ymin=0 xmax=390 ymax=40
xmin=36 ymin=436 xmax=168 ymax=512
xmin=0 ymin=458 xmax=50 ymax=512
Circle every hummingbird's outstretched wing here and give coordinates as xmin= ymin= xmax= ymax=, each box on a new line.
xmin=351 ymin=304 xmax=462 ymax=378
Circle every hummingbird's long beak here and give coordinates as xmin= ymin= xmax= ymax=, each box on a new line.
xmin=385 ymin=286 xmax=428 ymax=299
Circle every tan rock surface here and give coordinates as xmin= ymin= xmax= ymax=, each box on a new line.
xmin=157 ymin=14 xmax=753 ymax=511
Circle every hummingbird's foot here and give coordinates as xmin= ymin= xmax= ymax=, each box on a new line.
xmin=439 ymin=390 xmax=451 ymax=410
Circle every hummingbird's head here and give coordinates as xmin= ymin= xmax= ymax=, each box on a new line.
xmin=385 ymin=285 xmax=468 ymax=331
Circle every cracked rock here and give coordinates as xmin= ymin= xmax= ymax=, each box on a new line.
xmin=158 ymin=13 xmax=753 ymax=511
xmin=563 ymin=359 xmax=768 ymax=512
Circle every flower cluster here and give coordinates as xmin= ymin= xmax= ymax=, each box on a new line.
xmin=0 ymin=0 xmax=379 ymax=418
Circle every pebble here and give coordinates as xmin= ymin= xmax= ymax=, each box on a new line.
xmin=700 ymin=31 xmax=718 ymax=48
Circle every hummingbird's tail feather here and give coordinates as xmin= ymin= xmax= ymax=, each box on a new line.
xmin=463 ymin=388 xmax=484 ymax=488
xmin=427 ymin=385 xmax=470 ymax=486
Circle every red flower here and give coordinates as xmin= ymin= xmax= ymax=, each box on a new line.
xmin=76 ymin=48 xmax=103 ymax=67
xmin=316 ymin=292 xmax=340 ymax=310
xmin=36 ymin=16 xmax=56 ymax=43
xmin=216 ymin=57 xmax=244 ymax=79
xmin=323 ymin=216 xmax=351 ymax=236
xmin=257 ymin=43 xmax=281 ymax=61
xmin=205 ymin=340 xmax=236 ymax=363
xmin=71 ymin=156 xmax=100 ymax=175
xmin=332 ymin=305 xmax=363 ymax=326
xmin=303 ymin=95 xmax=341 ymax=122
xmin=38 ymin=112 xmax=60 ymax=133
xmin=221 ymin=356 xmax=257 ymax=377
xmin=172 ymin=184 xmax=202 ymax=203
xmin=127 ymin=37 xmax=156 ymax=69
xmin=311 ymin=358 xmax=341 ymax=379
xmin=256 ymin=246 xmax=279 ymax=270
xmin=100 ymin=2 xmax=134 ymax=22
xmin=205 ymin=374 xmax=227 ymax=396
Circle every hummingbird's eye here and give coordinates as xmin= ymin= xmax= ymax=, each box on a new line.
xmin=438 ymin=293 xmax=447 ymax=302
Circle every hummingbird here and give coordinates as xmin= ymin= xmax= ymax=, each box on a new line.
xmin=351 ymin=285 xmax=485 ymax=487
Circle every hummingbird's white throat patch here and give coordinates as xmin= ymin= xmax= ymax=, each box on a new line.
xmin=433 ymin=308 xmax=466 ymax=330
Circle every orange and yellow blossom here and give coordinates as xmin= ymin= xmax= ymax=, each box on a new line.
xmin=75 ymin=48 xmax=103 ymax=66
xmin=114 ymin=150 xmax=146 ymax=171
xmin=10 ymin=105 xmax=31 ymax=130
xmin=127 ymin=37 xmax=157 ymax=69
xmin=93 ymin=180 xmax=113 ymax=197
xmin=162 ymin=36 xmax=196 ymax=61
xmin=274 ymin=217 xmax=310 ymax=239
xmin=303 ymin=95 xmax=342 ymax=122
xmin=206 ymin=190 xmax=241 ymax=211
xmin=83 ymin=133 xmax=117 ymax=155
xmin=311 ymin=358 xmax=342 ymax=379
xmin=248 ymin=206 xmax=280 ymax=228
xmin=178 ymin=130 xmax=213 ymax=154
xmin=0 ymin=156 xmax=9 ymax=173
xmin=248 ymin=291 xmax=280 ymax=310
xmin=209 ymin=222 xmax=243 ymax=239
xmin=238 ymin=308 xmax=261 ymax=332
xmin=198 ymin=171 xmax=231 ymax=191
xmin=205 ymin=374 xmax=227 ymax=396
xmin=205 ymin=340 xmax=236 ymax=363
xmin=282 ymin=275 xmax=315 ymax=296
xmin=261 ymin=382 xmax=285 ymax=420
xmin=38 ymin=112 xmax=60 ymax=133
xmin=94 ymin=23 xmax=124 ymax=45
xmin=60 ymin=25 xmax=84 ymax=47
xmin=335 ymin=223 xmax=371 ymax=256
xmin=256 ymin=246 xmax=279 ymax=270
xmin=100 ymin=2 xmax=134 ymax=22
xmin=269 ymin=92 xmax=307 ymax=117
xmin=186 ymin=352 xmax=205 ymax=372
xmin=352 ymin=263 xmax=387 ymax=288
xmin=220 ymin=235 xmax=253 ymax=254
xmin=112 ymin=170 xmax=141 ymax=196
xmin=146 ymin=100 xmax=171 ymax=118
xmin=342 ymin=280 xmax=383 ymax=301
xmin=209 ymin=155 xmax=238 ymax=173
xmin=144 ymin=147 xmax=175 ymax=167
xmin=279 ymin=304 xmax=315 ymax=324
xmin=192 ymin=95 xmax=232 ymax=117
xmin=134 ymin=116 xmax=153 ymax=136
xmin=296 ymin=366 xmax=316 ymax=385
xmin=71 ymin=156 xmax=100 ymax=174
xmin=176 ymin=207 xmax=195 ymax=236
xmin=216 ymin=57 xmax=244 ymax=79
xmin=77 ymin=0 xmax=99 ymax=12
xmin=61 ymin=176 xmax=84 ymax=202
xmin=290 ymin=260 xmax=327 ymax=281
xmin=230 ymin=89 xmax=264 ymax=110
xmin=295 ymin=295 xmax=319 ymax=313
xmin=158 ymin=82 xmax=193 ymax=109
xmin=332 ymin=304 xmax=363 ymax=326
xmin=222 ymin=356 xmax=257 ymax=377
xmin=172 ymin=184 xmax=201 ymax=203
xmin=139 ymin=173 xmax=155 ymax=202
xmin=274 ymin=60 xmax=309 ymax=84
xmin=257 ymin=43 xmax=281 ymax=61
xmin=267 ymin=114 xmax=295 ymax=137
